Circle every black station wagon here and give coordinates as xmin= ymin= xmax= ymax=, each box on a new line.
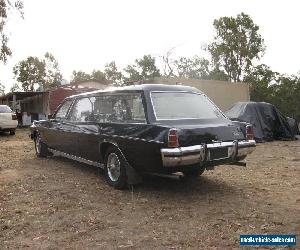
xmin=30 ymin=84 xmax=256 ymax=188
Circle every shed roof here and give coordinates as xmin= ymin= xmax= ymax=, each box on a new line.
xmin=0 ymin=91 xmax=45 ymax=101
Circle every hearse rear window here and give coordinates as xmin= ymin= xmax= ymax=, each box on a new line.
xmin=151 ymin=91 xmax=224 ymax=120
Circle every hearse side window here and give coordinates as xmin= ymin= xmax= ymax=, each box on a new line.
xmin=55 ymin=100 xmax=73 ymax=119
xmin=92 ymin=94 xmax=146 ymax=123
xmin=68 ymin=98 xmax=93 ymax=122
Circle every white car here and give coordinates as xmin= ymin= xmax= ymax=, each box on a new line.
xmin=0 ymin=105 xmax=18 ymax=135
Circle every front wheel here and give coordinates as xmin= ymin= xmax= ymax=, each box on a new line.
xmin=34 ymin=133 xmax=49 ymax=157
xmin=9 ymin=129 xmax=16 ymax=135
xmin=104 ymin=147 xmax=128 ymax=189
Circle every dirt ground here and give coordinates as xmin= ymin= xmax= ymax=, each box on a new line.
xmin=0 ymin=128 xmax=299 ymax=249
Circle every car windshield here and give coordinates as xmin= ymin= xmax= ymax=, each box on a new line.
xmin=151 ymin=91 xmax=225 ymax=120
xmin=0 ymin=105 xmax=12 ymax=113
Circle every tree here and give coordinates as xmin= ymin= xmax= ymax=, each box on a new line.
xmin=272 ymin=75 xmax=300 ymax=121
xmin=207 ymin=68 xmax=229 ymax=81
xmin=70 ymin=70 xmax=91 ymax=82
xmin=91 ymin=70 xmax=106 ymax=81
xmin=10 ymin=82 xmax=21 ymax=92
xmin=161 ymin=47 xmax=177 ymax=77
xmin=13 ymin=56 xmax=45 ymax=91
xmin=244 ymin=64 xmax=279 ymax=102
xmin=174 ymin=56 xmax=210 ymax=79
xmin=124 ymin=55 xmax=160 ymax=83
xmin=0 ymin=0 xmax=24 ymax=63
xmin=0 ymin=81 xmax=5 ymax=95
xmin=43 ymin=52 xmax=62 ymax=90
xmin=245 ymin=65 xmax=300 ymax=120
xmin=207 ymin=12 xmax=265 ymax=82
xmin=173 ymin=56 xmax=229 ymax=81
xmin=104 ymin=61 xmax=123 ymax=85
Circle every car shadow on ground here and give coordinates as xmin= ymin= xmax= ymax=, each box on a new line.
xmin=136 ymin=174 xmax=239 ymax=199
xmin=44 ymin=155 xmax=239 ymax=201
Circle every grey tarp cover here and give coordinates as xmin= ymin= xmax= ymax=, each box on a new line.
xmin=287 ymin=117 xmax=300 ymax=136
xmin=225 ymin=102 xmax=296 ymax=142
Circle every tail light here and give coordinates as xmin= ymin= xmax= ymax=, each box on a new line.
xmin=168 ymin=128 xmax=179 ymax=148
xmin=12 ymin=114 xmax=17 ymax=120
xmin=246 ymin=125 xmax=254 ymax=140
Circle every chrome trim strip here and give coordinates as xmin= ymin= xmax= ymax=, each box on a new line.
xmin=48 ymin=149 xmax=104 ymax=168
xmin=101 ymin=133 xmax=164 ymax=144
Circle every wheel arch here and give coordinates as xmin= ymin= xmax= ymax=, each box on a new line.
xmin=100 ymin=141 xmax=120 ymax=162
xmin=99 ymin=140 xmax=142 ymax=185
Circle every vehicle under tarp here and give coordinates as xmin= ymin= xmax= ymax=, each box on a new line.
xmin=225 ymin=102 xmax=297 ymax=142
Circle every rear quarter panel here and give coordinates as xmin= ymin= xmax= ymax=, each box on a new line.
xmin=98 ymin=123 xmax=169 ymax=173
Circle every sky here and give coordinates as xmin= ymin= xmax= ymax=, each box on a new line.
xmin=1 ymin=0 xmax=300 ymax=91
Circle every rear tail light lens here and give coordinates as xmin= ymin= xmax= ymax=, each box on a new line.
xmin=246 ymin=125 xmax=254 ymax=140
xmin=168 ymin=128 xmax=179 ymax=148
xmin=12 ymin=114 xmax=17 ymax=120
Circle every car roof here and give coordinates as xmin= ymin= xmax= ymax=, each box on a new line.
xmin=67 ymin=84 xmax=201 ymax=99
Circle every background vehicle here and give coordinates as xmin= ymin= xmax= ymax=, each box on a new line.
xmin=30 ymin=84 xmax=256 ymax=188
xmin=225 ymin=102 xmax=297 ymax=142
xmin=0 ymin=105 xmax=18 ymax=135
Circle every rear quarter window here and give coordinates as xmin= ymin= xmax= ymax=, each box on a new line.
xmin=92 ymin=93 xmax=146 ymax=123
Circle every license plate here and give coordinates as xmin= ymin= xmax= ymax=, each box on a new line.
xmin=209 ymin=148 xmax=229 ymax=160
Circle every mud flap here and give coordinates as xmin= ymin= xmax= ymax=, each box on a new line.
xmin=125 ymin=164 xmax=143 ymax=185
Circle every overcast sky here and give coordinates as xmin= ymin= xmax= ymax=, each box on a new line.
xmin=1 ymin=0 xmax=300 ymax=91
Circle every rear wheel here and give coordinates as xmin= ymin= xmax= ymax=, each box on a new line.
xmin=104 ymin=147 xmax=127 ymax=189
xmin=9 ymin=129 xmax=16 ymax=135
xmin=34 ymin=133 xmax=49 ymax=157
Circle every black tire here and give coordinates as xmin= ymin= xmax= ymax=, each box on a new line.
xmin=9 ymin=129 xmax=16 ymax=135
xmin=104 ymin=146 xmax=128 ymax=189
xmin=34 ymin=133 xmax=49 ymax=157
xmin=183 ymin=166 xmax=205 ymax=178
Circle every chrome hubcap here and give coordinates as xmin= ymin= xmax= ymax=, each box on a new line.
xmin=107 ymin=153 xmax=121 ymax=182
xmin=35 ymin=136 xmax=41 ymax=154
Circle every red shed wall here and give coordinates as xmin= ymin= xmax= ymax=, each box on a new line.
xmin=49 ymin=88 xmax=76 ymax=114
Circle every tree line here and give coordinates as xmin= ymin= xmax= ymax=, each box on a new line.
xmin=0 ymin=3 xmax=299 ymax=120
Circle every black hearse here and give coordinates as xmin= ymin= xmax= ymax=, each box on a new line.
xmin=30 ymin=84 xmax=256 ymax=188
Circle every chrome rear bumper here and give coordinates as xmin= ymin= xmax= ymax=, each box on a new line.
xmin=160 ymin=140 xmax=256 ymax=167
